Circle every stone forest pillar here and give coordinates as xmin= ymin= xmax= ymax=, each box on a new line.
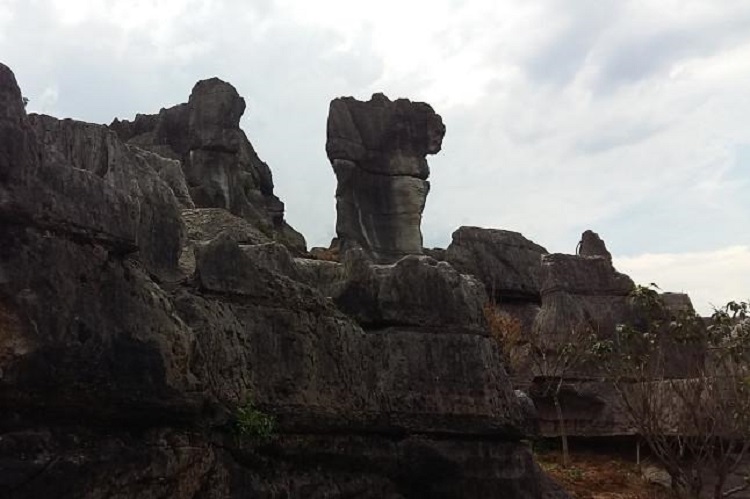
xmin=326 ymin=93 xmax=445 ymax=263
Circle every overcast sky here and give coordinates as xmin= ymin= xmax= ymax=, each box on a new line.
xmin=2 ymin=0 xmax=749 ymax=314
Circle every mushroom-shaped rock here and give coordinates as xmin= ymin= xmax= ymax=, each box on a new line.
xmin=326 ymin=93 xmax=445 ymax=263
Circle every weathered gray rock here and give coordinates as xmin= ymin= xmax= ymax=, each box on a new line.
xmin=529 ymin=380 xmax=633 ymax=438
xmin=130 ymin=146 xmax=195 ymax=209
xmin=28 ymin=114 xmax=186 ymax=279
xmin=326 ymin=93 xmax=445 ymax=263
xmin=0 ymin=428 xmax=563 ymax=499
xmin=110 ymin=77 xmax=306 ymax=255
xmin=1 ymin=69 xmax=138 ymax=256
xmin=445 ymin=226 xmax=548 ymax=302
xmin=532 ymin=251 xmax=634 ymax=360
xmin=661 ymin=292 xmax=695 ymax=314
xmin=335 ymin=252 xmax=489 ymax=334
xmin=576 ymin=229 xmax=611 ymax=261
xmin=1 ymin=63 xmax=566 ymax=499
xmin=1 ymin=64 xmax=200 ymax=422
xmin=182 ymin=208 xmax=271 ymax=245
xmin=179 ymin=235 xmax=524 ymax=435
xmin=294 ymin=248 xmax=490 ymax=335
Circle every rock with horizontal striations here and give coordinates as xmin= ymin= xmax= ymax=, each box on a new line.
xmin=0 ymin=66 xmax=138 ymax=255
xmin=445 ymin=226 xmax=548 ymax=303
xmin=110 ymin=77 xmax=306 ymax=255
xmin=335 ymin=252 xmax=489 ymax=335
xmin=326 ymin=93 xmax=445 ymax=263
xmin=576 ymin=229 xmax=612 ymax=262
xmin=28 ymin=113 xmax=186 ymax=279
xmin=0 ymin=63 xmax=200 ymax=422
xmin=532 ymin=249 xmax=634 ymax=362
xmin=1 ymin=64 xmax=566 ymax=499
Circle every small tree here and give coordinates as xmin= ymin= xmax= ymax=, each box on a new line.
xmin=527 ymin=323 xmax=598 ymax=467
xmin=594 ymin=286 xmax=750 ymax=498
xmin=485 ymin=302 xmax=597 ymax=466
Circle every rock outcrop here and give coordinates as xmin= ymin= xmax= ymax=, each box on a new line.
xmin=110 ymin=77 xmax=306 ymax=254
xmin=0 ymin=64 xmax=564 ymax=498
xmin=326 ymin=93 xmax=445 ymax=263
xmin=576 ymin=229 xmax=611 ymax=261
xmin=533 ymin=244 xmax=635 ymax=348
xmin=445 ymin=226 xmax=548 ymax=303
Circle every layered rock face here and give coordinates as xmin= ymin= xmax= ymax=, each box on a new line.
xmin=326 ymin=93 xmax=445 ymax=263
xmin=110 ymin=77 xmax=305 ymax=254
xmin=0 ymin=64 xmax=562 ymax=498
xmin=445 ymin=227 xmax=548 ymax=303
xmin=435 ymin=227 xmax=637 ymax=436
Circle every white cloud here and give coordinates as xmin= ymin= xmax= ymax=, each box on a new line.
xmin=615 ymin=246 xmax=750 ymax=316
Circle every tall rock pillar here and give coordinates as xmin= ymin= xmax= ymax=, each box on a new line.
xmin=326 ymin=93 xmax=445 ymax=263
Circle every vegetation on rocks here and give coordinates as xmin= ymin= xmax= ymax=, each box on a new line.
xmin=594 ymin=285 xmax=750 ymax=499
xmin=234 ymin=401 xmax=277 ymax=443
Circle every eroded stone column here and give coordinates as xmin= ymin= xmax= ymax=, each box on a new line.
xmin=326 ymin=93 xmax=445 ymax=263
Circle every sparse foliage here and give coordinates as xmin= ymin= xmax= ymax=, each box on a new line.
xmin=593 ymin=285 xmax=750 ymax=499
xmin=484 ymin=301 xmax=598 ymax=467
xmin=528 ymin=323 xmax=599 ymax=467
xmin=484 ymin=303 xmax=524 ymax=369
xmin=234 ymin=401 xmax=276 ymax=443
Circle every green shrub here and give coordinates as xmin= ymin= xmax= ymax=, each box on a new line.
xmin=234 ymin=401 xmax=276 ymax=442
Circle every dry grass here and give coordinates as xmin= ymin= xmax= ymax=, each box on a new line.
xmin=537 ymin=450 xmax=673 ymax=499
xmin=483 ymin=303 xmax=526 ymax=370
xmin=309 ymin=246 xmax=340 ymax=262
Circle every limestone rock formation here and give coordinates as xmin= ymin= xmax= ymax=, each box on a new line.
xmin=528 ymin=233 xmax=635 ymax=437
xmin=110 ymin=77 xmax=306 ymax=254
xmin=533 ymin=230 xmax=634 ymax=347
xmin=326 ymin=93 xmax=445 ymax=263
xmin=0 ymin=63 xmax=564 ymax=498
xmin=445 ymin=226 xmax=549 ymax=303
xmin=576 ymin=229 xmax=612 ymax=262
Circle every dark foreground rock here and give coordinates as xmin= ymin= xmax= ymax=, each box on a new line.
xmin=0 ymin=63 xmax=565 ymax=498
xmin=1 ymin=428 xmax=558 ymax=499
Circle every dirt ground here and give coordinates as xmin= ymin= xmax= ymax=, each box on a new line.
xmin=536 ymin=450 xmax=674 ymax=499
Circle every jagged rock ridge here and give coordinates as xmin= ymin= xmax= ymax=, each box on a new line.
xmin=110 ymin=77 xmax=306 ymax=254
xmin=0 ymin=64 xmax=566 ymax=498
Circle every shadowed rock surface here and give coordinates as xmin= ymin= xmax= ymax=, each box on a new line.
xmin=445 ymin=226 xmax=549 ymax=303
xmin=0 ymin=63 xmax=565 ymax=498
xmin=109 ymin=77 xmax=305 ymax=255
xmin=326 ymin=93 xmax=445 ymax=263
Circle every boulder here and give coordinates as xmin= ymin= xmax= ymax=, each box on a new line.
xmin=445 ymin=226 xmax=548 ymax=303
xmin=326 ymin=93 xmax=445 ymax=262
xmin=335 ymin=252 xmax=489 ymax=335
xmin=293 ymin=249 xmax=489 ymax=336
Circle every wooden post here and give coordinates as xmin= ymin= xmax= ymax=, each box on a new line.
xmin=636 ymin=438 xmax=641 ymax=468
